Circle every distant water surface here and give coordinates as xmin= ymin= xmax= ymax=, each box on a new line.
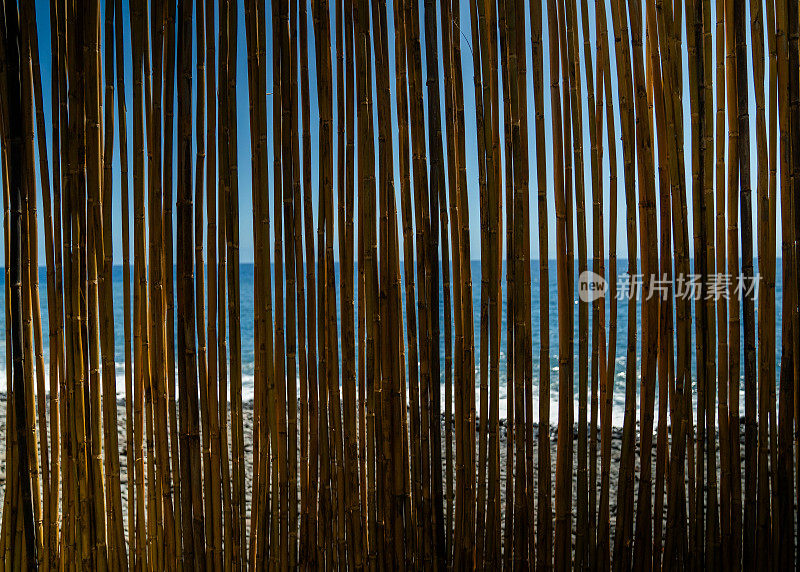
xmin=0 ymin=261 xmax=782 ymax=427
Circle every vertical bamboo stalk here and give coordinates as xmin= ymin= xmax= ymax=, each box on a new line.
xmin=766 ymin=1 xmax=780 ymax=562
xmin=338 ymin=0 xmax=363 ymax=567
xmin=453 ymin=0 xmax=477 ymax=564
xmin=498 ymin=0 xmax=516 ymax=565
xmin=299 ymin=0 xmax=317 ymax=565
xmin=127 ymin=0 xmax=148 ymax=565
xmin=499 ymin=2 xmax=517 ymax=560
xmin=438 ymin=0 xmax=462 ymax=563
xmin=352 ymin=0 xmax=377 ymax=565
xmin=725 ymin=0 xmax=743 ymax=565
xmin=83 ymin=0 xmax=109 ymax=564
xmin=161 ymin=4 xmax=181 ymax=559
xmin=736 ymin=0 xmax=757 ymax=565
xmin=713 ymin=0 xmax=732 ymax=565
xmin=662 ymin=0 xmax=694 ymax=563
xmin=372 ymin=0 xmax=399 ymax=563
xmin=1 ymin=1 xmax=37 ymax=566
xmin=393 ymin=0 xmax=422 ymax=562
xmin=145 ymin=0 xmax=177 ymax=563
xmin=608 ymin=0 xmax=640 ymax=564
xmin=469 ymin=0 xmax=492 ymax=564
xmin=644 ymin=2 xmax=677 ymax=570
xmin=213 ymin=1 xmax=233 ymax=565
xmin=625 ymin=0 xmax=662 ymax=563
xmin=47 ymin=0 xmax=65 ymax=566
xmin=789 ymin=0 xmax=800 ymax=561
xmin=776 ymin=0 xmax=799 ymax=565
xmin=532 ymin=0 xmax=554 ymax=564
xmin=553 ymin=0 xmax=577 ymax=563
xmin=316 ymin=0 xmax=345 ymax=566
xmin=422 ymin=0 xmax=446 ymax=562
xmin=754 ymin=0 xmax=777 ymax=563
xmin=193 ymin=0 xmax=216 ymax=565
xmin=19 ymin=2 xmax=56 ymax=567
xmin=204 ymin=0 xmax=223 ymax=565
xmin=222 ymin=0 xmax=246 ymax=563
xmin=243 ymin=0 xmax=271 ymax=565
xmin=284 ymin=0 xmax=302 ymax=565
xmin=774 ymin=0 xmax=796 ymax=551
xmin=578 ymin=0 xmax=602 ymax=564
xmin=406 ymin=0 xmax=435 ymax=564
xmin=176 ymin=0 xmax=205 ymax=565
xmin=270 ymin=1 xmax=289 ymax=565
xmin=216 ymin=0 xmax=234 ymax=561
xmin=96 ymin=0 xmax=126 ymax=567
xmin=563 ymin=0 xmax=591 ymax=564
xmin=509 ymin=0 xmax=535 ymax=566
xmin=702 ymin=0 xmax=721 ymax=558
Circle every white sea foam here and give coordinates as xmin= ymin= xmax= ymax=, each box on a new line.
xmin=0 ymin=361 xmax=748 ymax=430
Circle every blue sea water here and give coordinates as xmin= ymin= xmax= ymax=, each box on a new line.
xmin=0 ymin=261 xmax=783 ymax=427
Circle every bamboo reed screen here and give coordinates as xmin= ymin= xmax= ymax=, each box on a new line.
xmin=0 ymin=0 xmax=795 ymax=569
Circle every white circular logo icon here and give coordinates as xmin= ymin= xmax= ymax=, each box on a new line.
xmin=578 ymin=270 xmax=608 ymax=302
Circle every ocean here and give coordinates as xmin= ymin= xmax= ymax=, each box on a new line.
xmin=0 ymin=261 xmax=783 ymax=428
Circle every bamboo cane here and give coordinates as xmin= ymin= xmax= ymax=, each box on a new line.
xmin=81 ymin=0 xmax=109 ymax=564
xmin=661 ymin=0 xmax=694 ymax=564
xmin=724 ymin=0 xmax=743 ymax=566
xmin=222 ymin=0 xmax=246 ymax=563
xmin=372 ymin=0 xmax=399 ymax=563
xmin=560 ymin=0 xmax=590 ymax=564
xmin=468 ymin=0 xmax=491 ymax=563
xmin=713 ymin=0 xmax=732 ymax=565
xmin=216 ymin=0 xmax=234 ymax=561
xmin=394 ymin=0 xmax=423 ymax=554
xmin=735 ymin=0 xmax=757 ymax=566
xmin=498 ymin=4 xmax=517 ymax=562
xmin=498 ymin=1 xmax=516 ymax=566
xmin=216 ymin=2 xmax=238 ymax=567
xmin=342 ymin=0 xmax=363 ymax=557
xmin=607 ymin=0 xmax=640 ymax=564
xmin=161 ymin=4 xmax=181 ymax=560
xmin=145 ymin=0 xmax=177 ymax=562
xmin=754 ymin=0 xmax=777 ymax=563
xmin=270 ymin=1 xmax=289 ymax=565
xmin=299 ymin=0 xmax=317 ymax=565
xmin=127 ymin=0 xmax=148 ymax=565
xmin=242 ymin=0 xmax=270 ymax=565
xmin=1 ymin=2 xmax=37 ymax=566
xmin=352 ymin=0 xmax=377 ymax=565
xmin=193 ymin=0 xmax=216 ymax=565
xmin=788 ymin=0 xmax=800 ymax=562
xmin=451 ymin=0 xmax=477 ymax=563
xmin=578 ymin=0 xmax=602 ymax=564
xmin=531 ymin=0 xmax=555 ymax=565
xmin=176 ymin=0 xmax=206 ymax=565
xmin=96 ymin=0 xmax=126 ymax=567
xmin=776 ymin=0 xmax=798 ymax=565
xmin=18 ymin=3 xmax=52 ymax=567
xmin=203 ymin=0 xmax=223 ymax=565
xmin=422 ymin=0 xmax=446 ymax=562
xmin=404 ymin=1 xmax=435 ymax=564
xmin=508 ymin=0 xmax=535 ymax=565
xmin=438 ymin=0 xmax=461 ymax=561
xmin=642 ymin=2 xmax=677 ymax=569
xmin=624 ymin=0 xmax=663 ymax=564
xmin=553 ymin=0 xmax=577 ymax=564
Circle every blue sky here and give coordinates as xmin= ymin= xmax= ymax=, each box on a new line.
xmin=17 ymin=0 xmax=771 ymax=267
